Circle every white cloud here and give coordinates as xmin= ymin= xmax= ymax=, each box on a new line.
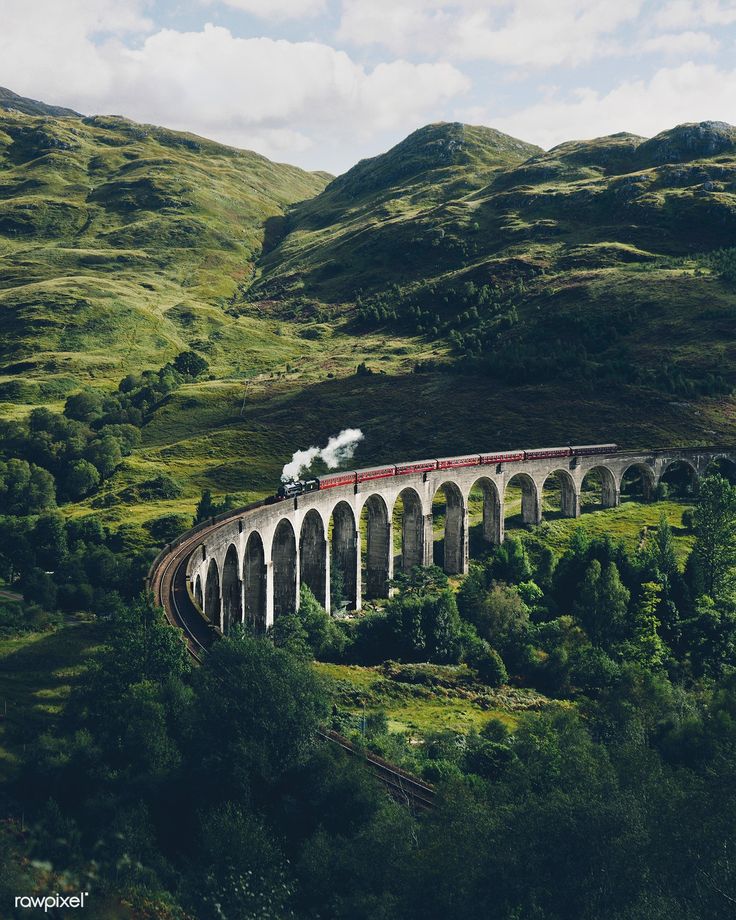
xmin=337 ymin=0 xmax=645 ymax=67
xmin=484 ymin=62 xmax=736 ymax=149
xmin=211 ymin=0 xmax=326 ymax=19
xmin=638 ymin=29 xmax=720 ymax=54
xmin=0 ymin=8 xmax=468 ymax=170
xmin=0 ymin=0 xmax=151 ymax=97
xmin=653 ymin=0 xmax=736 ymax=28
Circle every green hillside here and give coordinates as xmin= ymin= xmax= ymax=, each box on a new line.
xmin=0 ymin=98 xmax=735 ymax=528
xmin=251 ymin=119 xmax=736 ymax=403
xmin=252 ymin=122 xmax=542 ymax=303
xmin=0 ymin=85 xmax=80 ymax=118
xmin=0 ymin=106 xmax=329 ymax=398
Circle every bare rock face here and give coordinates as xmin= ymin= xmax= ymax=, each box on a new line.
xmin=636 ymin=121 xmax=736 ymax=167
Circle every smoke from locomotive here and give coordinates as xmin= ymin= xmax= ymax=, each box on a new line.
xmin=280 ymin=428 xmax=364 ymax=482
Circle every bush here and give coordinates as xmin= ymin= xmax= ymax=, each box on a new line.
xmin=0 ymin=459 xmax=56 ymax=515
xmin=64 ymin=390 xmax=104 ymax=422
xmin=174 ymin=350 xmax=209 ymax=377
xmin=146 ymin=513 xmax=190 ymax=544
xmin=63 ymin=459 xmax=101 ymax=500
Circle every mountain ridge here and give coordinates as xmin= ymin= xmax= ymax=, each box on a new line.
xmin=0 ymin=87 xmax=734 ymax=484
xmin=0 ymin=85 xmax=81 ymax=118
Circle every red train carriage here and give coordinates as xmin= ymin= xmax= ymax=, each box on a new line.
xmin=395 ymin=459 xmax=438 ymax=476
xmin=436 ymin=454 xmax=481 ymax=470
xmin=480 ymin=450 xmax=525 ymax=465
xmin=570 ymin=443 xmax=618 ymax=456
xmin=319 ymin=471 xmax=357 ymax=489
xmin=356 ymin=465 xmax=397 ymax=483
xmin=523 ymin=446 xmax=572 ymax=461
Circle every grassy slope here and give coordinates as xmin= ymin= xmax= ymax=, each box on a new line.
xmin=252 ymin=121 xmax=736 ymax=417
xmin=0 ymin=109 xmax=329 ymax=398
xmin=0 ymin=106 xmax=734 ymax=529
xmin=252 ymin=121 xmax=542 ymax=303
xmin=0 ymin=618 xmax=104 ymax=782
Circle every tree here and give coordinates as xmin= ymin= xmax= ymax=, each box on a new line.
xmin=63 ymin=459 xmax=100 ymax=500
xmin=32 ymin=513 xmax=68 ymax=570
xmin=642 ymin=512 xmax=678 ymax=582
xmin=188 ymin=632 xmax=328 ymax=799
xmin=64 ymin=390 xmax=104 ymax=422
xmin=386 ymin=581 xmax=463 ymax=663
xmin=174 ymin=350 xmax=209 ymax=377
xmin=490 ymin=535 xmax=532 ymax=584
xmin=21 ymin=567 xmax=57 ymax=609
xmin=471 ymin=582 xmax=530 ymax=655
xmin=296 ymin=585 xmax=334 ymax=659
xmin=574 ymin=560 xmax=630 ymax=649
xmin=682 ymin=594 xmax=736 ymax=678
xmin=464 ymin=632 xmax=508 ymax=686
xmin=690 ymin=475 xmax=736 ymax=599
xmin=85 ymin=435 xmax=122 ymax=479
xmin=627 ymin=581 xmax=667 ymax=670
xmin=146 ymin=513 xmax=190 ymax=544
xmin=0 ymin=459 xmax=56 ymax=515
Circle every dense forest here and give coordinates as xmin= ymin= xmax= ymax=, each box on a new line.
xmin=1 ymin=472 xmax=735 ymax=918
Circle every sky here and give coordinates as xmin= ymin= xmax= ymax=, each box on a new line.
xmin=2 ymin=0 xmax=736 ymax=174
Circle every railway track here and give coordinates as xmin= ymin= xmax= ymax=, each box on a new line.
xmin=147 ymin=516 xmax=436 ymax=812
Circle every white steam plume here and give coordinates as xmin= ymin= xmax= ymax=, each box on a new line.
xmin=281 ymin=428 xmax=364 ymax=482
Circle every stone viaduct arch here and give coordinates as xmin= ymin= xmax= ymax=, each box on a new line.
xmin=395 ymin=487 xmax=426 ymax=572
xmin=300 ymin=510 xmax=328 ymax=608
xmin=272 ymin=519 xmax=297 ymax=619
xmin=506 ymin=472 xmax=540 ymax=526
xmin=244 ymin=532 xmax=266 ymax=632
xmin=204 ymin=558 xmax=221 ymax=630
xmin=185 ymin=445 xmax=735 ymax=635
xmin=331 ymin=501 xmax=358 ymax=611
xmin=580 ymin=465 xmax=618 ymax=511
xmin=362 ymin=494 xmax=392 ymax=599
xmin=221 ymin=544 xmax=242 ymax=633
xmin=433 ymin=481 xmax=466 ymax=575
xmin=469 ymin=476 xmax=502 ymax=547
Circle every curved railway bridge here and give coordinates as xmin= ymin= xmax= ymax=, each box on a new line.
xmin=157 ymin=444 xmax=735 ymax=635
xmin=148 ymin=443 xmax=734 ymax=810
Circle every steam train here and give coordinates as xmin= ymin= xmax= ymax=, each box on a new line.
xmin=276 ymin=443 xmax=618 ymax=499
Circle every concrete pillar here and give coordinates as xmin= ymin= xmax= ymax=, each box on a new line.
xmin=482 ymin=486 xmax=503 ymax=544
xmin=560 ymin=478 xmax=581 ymax=518
xmin=422 ymin=512 xmax=434 ymax=566
xmin=265 ymin=559 xmax=274 ymax=629
xmin=443 ymin=490 xmax=466 ymax=575
xmin=401 ymin=494 xmax=425 ymax=571
xmin=521 ymin=482 xmax=541 ymax=525
xmin=244 ymin=535 xmax=267 ymax=632
xmin=271 ymin=521 xmax=298 ymax=619
xmin=323 ymin=537 xmax=331 ymax=614
xmin=460 ymin=504 xmax=470 ymax=574
xmin=353 ymin=529 xmax=362 ymax=612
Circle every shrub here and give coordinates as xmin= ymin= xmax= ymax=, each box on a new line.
xmin=174 ymin=350 xmax=209 ymax=377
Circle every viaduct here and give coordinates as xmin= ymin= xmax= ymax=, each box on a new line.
xmin=171 ymin=446 xmax=735 ymax=635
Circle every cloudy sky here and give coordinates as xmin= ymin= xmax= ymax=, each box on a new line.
xmin=2 ymin=0 xmax=736 ymax=173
